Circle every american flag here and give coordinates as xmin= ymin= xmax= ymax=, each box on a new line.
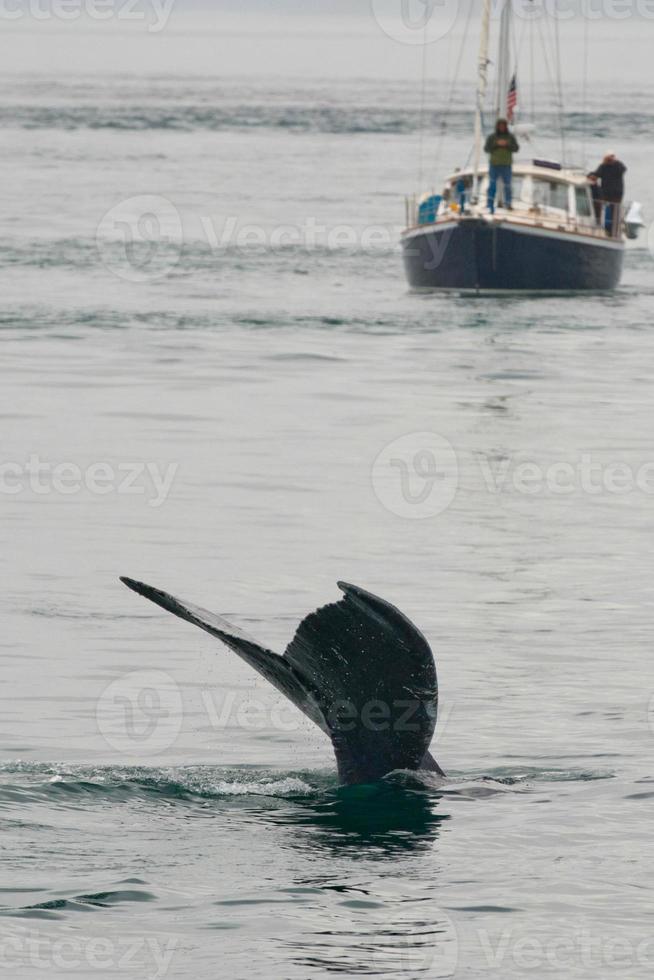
xmin=507 ymin=74 xmax=518 ymax=122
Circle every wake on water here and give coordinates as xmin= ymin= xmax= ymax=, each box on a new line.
xmin=0 ymin=761 xmax=614 ymax=807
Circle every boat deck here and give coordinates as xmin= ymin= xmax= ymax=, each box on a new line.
xmin=403 ymin=205 xmax=624 ymax=246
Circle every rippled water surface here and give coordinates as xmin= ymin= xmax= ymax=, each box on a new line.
xmin=2 ymin=22 xmax=654 ymax=979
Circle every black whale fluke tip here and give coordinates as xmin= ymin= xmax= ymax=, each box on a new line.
xmin=337 ymin=581 xmax=370 ymax=600
xmin=120 ymin=576 xmax=192 ymax=620
xmin=120 ymin=576 xmax=167 ymax=604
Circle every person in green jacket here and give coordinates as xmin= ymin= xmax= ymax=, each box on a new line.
xmin=484 ymin=118 xmax=520 ymax=213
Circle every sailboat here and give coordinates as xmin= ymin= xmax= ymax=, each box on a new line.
xmin=401 ymin=0 xmax=642 ymax=292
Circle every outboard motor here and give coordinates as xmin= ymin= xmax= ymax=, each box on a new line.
xmin=624 ymin=201 xmax=645 ymax=240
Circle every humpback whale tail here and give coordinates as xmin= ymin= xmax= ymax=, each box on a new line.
xmin=120 ymin=577 xmax=444 ymax=785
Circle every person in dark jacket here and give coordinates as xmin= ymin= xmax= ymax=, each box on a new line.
xmin=589 ymin=152 xmax=627 ymax=235
xmin=587 ymin=173 xmax=603 ymax=224
xmin=484 ymin=118 xmax=520 ymax=213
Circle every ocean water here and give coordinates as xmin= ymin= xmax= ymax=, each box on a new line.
xmin=2 ymin=15 xmax=654 ymax=980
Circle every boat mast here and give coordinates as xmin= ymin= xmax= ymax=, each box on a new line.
xmin=495 ymin=0 xmax=512 ymax=120
xmin=472 ymin=0 xmax=492 ymax=198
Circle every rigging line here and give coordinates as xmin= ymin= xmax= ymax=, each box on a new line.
xmin=552 ymin=8 xmax=567 ymax=164
xmin=417 ymin=17 xmax=429 ymax=190
xmin=523 ymin=20 xmax=545 ymax=163
xmin=510 ymin=11 xmax=522 ymax=117
xmin=538 ymin=8 xmax=566 ymax=163
xmin=486 ymin=0 xmax=506 ymax=114
xmin=494 ymin=0 xmax=515 ymax=119
xmin=516 ymin=18 xmax=546 ymax=161
xmin=433 ymin=7 xmax=456 ymax=167
xmin=530 ymin=11 xmax=535 ymax=125
xmin=535 ymin=13 xmax=563 ymax=153
xmin=581 ymin=6 xmax=590 ymax=169
xmin=433 ymin=0 xmax=474 ymax=175
xmin=520 ymin=16 xmax=545 ymax=159
xmin=514 ymin=4 xmax=529 ymax=62
xmin=490 ymin=1 xmax=501 ymax=115
xmin=509 ymin=5 xmax=523 ymax=123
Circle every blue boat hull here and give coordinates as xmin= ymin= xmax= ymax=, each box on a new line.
xmin=402 ymin=218 xmax=624 ymax=291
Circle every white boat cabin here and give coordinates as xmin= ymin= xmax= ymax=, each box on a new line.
xmin=411 ymin=161 xmax=611 ymax=237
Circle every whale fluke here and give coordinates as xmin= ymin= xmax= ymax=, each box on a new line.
xmin=120 ymin=577 xmax=444 ymax=785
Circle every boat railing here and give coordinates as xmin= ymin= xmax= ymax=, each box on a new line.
xmin=594 ymin=201 xmax=624 ymax=240
xmin=404 ymin=195 xmax=625 ymax=241
xmin=405 ymin=195 xmax=416 ymax=229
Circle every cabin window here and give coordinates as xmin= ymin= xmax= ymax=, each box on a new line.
xmin=575 ymin=186 xmax=593 ymax=218
xmin=476 ymin=175 xmax=526 ymax=205
xmin=550 ymin=182 xmax=569 ymax=211
xmin=510 ymin=176 xmax=524 ymax=203
xmin=491 ymin=175 xmax=523 ymax=206
xmin=533 ymin=179 xmax=569 ymax=212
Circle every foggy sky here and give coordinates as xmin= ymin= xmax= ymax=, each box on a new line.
xmin=0 ymin=1 xmax=651 ymax=84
